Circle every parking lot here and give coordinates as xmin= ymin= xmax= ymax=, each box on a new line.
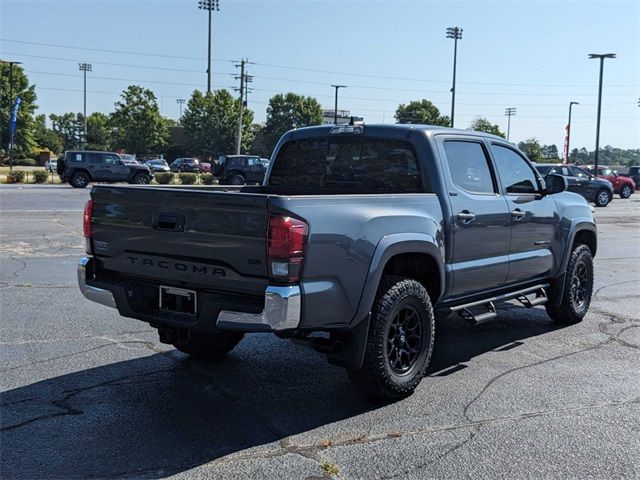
xmin=1 ymin=185 xmax=639 ymax=479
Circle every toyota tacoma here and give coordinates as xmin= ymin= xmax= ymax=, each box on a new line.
xmin=78 ymin=124 xmax=597 ymax=398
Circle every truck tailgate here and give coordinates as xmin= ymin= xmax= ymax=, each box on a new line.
xmin=90 ymin=186 xmax=270 ymax=295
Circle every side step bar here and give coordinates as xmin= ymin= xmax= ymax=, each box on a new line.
xmin=450 ymin=284 xmax=548 ymax=325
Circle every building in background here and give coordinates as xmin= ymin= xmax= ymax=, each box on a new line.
xmin=322 ymin=109 xmax=363 ymax=125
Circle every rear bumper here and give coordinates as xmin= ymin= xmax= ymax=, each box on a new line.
xmin=78 ymin=256 xmax=301 ymax=331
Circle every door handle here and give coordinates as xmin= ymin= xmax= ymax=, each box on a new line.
xmin=456 ymin=211 xmax=476 ymax=223
xmin=511 ymin=209 xmax=526 ymax=220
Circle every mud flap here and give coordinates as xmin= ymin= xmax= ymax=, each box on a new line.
xmin=327 ymin=314 xmax=371 ymax=371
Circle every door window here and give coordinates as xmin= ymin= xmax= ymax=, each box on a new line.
xmin=442 ymin=141 xmax=496 ymax=194
xmin=491 ymin=145 xmax=539 ymax=194
xmin=104 ymin=154 xmax=121 ymax=166
xmin=87 ymin=153 xmax=103 ymax=164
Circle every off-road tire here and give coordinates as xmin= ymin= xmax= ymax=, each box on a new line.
xmin=348 ymin=276 xmax=435 ymax=399
xmin=620 ymin=184 xmax=632 ymax=199
xmin=594 ymin=189 xmax=611 ymax=207
xmin=69 ymin=171 xmax=90 ymax=188
xmin=173 ymin=330 xmax=244 ymax=360
xmin=546 ymin=244 xmax=593 ymax=324
xmin=132 ymin=173 xmax=151 ymax=185
xmin=230 ymin=174 xmax=246 ymax=185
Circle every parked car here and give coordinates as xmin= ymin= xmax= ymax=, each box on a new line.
xmin=57 ymin=150 xmax=153 ymax=188
xmin=533 ymin=163 xmax=614 ymax=207
xmin=620 ymin=166 xmax=640 ymax=190
xmin=79 ymin=124 xmax=596 ymax=399
xmin=170 ymin=158 xmax=199 ymax=173
xmin=585 ymin=165 xmax=635 ymax=199
xmin=45 ymin=158 xmax=57 ymax=173
xmin=144 ymin=159 xmax=170 ymax=173
xmin=214 ymin=154 xmax=265 ymax=185
xmin=260 ymin=158 xmax=270 ymax=168
xmin=199 ymin=162 xmax=212 ymax=173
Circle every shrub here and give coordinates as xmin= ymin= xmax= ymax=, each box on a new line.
xmin=6 ymin=171 xmax=25 ymax=184
xmin=200 ymin=173 xmax=214 ymax=185
xmin=154 ymin=172 xmax=174 ymax=184
xmin=179 ymin=173 xmax=197 ymax=185
xmin=33 ymin=170 xmax=49 ymax=183
xmin=14 ymin=158 xmax=37 ymax=166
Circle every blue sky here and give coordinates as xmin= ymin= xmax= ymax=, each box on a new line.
xmin=1 ymin=0 xmax=638 ymax=149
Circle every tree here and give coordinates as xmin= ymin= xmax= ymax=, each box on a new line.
xmin=394 ymin=99 xmax=450 ymax=126
xmin=181 ymin=89 xmax=254 ymax=159
xmin=86 ymin=112 xmax=111 ymax=151
xmin=262 ymin=93 xmax=323 ymax=153
xmin=33 ymin=114 xmax=61 ymax=154
xmin=541 ymin=144 xmax=559 ymax=160
xmin=50 ymin=112 xmax=83 ymax=151
xmin=570 ymin=147 xmax=589 ymax=164
xmin=0 ymin=63 xmax=38 ymax=158
xmin=110 ymin=85 xmax=168 ymax=154
xmin=517 ymin=138 xmax=543 ymax=161
xmin=468 ymin=116 xmax=505 ymax=138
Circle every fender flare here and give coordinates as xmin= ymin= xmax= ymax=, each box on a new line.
xmin=352 ymin=233 xmax=445 ymax=325
xmin=331 ymin=233 xmax=444 ymax=371
xmin=548 ymin=218 xmax=597 ymax=306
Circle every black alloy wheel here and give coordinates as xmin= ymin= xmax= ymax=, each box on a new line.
xmin=386 ymin=305 xmax=422 ymax=375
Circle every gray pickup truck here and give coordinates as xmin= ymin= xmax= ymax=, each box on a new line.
xmin=79 ymin=124 xmax=597 ymax=398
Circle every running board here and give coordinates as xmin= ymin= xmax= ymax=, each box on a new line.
xmin=450 ymin=284 xmax=548 ymax=325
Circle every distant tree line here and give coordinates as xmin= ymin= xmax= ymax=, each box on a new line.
xmin=1 ymin=63 xmax=637 ymax=166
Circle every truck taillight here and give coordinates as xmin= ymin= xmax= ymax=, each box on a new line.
xmin=267 ymin=214 xmax=308 ymax=283
xmin=83 ymin=200 xmax=94 ymax=254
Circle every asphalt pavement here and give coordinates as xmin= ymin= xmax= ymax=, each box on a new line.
xmin=1 ymin=184 xmax=639 ymax=479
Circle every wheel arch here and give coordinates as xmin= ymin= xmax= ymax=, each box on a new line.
xmin=353 ymin=233 xmax=445 ymax=325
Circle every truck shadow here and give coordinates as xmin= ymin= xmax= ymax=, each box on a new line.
xmin=1 ymin=305 xmax=559 ymax=478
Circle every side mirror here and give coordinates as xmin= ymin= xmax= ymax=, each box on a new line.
xmin=544 ymin=174 xmax=567 ymax=195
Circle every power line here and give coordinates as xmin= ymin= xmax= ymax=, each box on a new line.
xmin=0 ymin=51 xmax=207 ymax=73
xmin=3 ymin=38 xmax=636 ymax=89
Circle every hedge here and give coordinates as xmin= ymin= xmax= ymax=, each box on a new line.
xmin=154 ymin=172 xmax=174 ymax=184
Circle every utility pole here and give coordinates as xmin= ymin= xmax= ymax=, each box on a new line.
xmin=564 ymin=101 xmax=579 ymax=164
xmin=505 ymin=107 xmax=517 ymax=141
xmin=588 ymin=53 xmax=616 ymax=175
xmin=198 ymin=0 xmax=220 ymax=93
xmin=235 ymin=58 xmax=246 ymax=155
xmin=331 ymin=85 xmax=347 ymax=124
xmin=176 ymin=98 xmax=186 ymax=120
xmin=446 ymin=26 xmax=463 ymax=128
xmin=2 ymin=60 xmax=22 ymax=170
xmin=78 ymin=63 xmax=92 ymax=149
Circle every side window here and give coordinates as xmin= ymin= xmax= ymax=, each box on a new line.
xmin=247 ymin=158 xmax=261 ymax=166
xmin=442 ymin=141 xmax=496 ymax=194
xmin=103 ymin=154 xmax=120 ymax=166
xmin=68 ymin=152 xmax=84 ymax=163
xmin=491 ymin=145 xmax=539 ymax=194
xmin=87 ymin=153 xmax=103 ymax=164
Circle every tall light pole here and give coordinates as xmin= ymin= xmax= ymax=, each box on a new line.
xmin=588 ymin=53 xmax=616 ymax=175
xmin=2 ymin=60 xmax=22 ymax=171
xmin=198 ymin=0 xmax=219 ymax=93
xmin=331 ymin=85 xmax=346 ymax=124
xmin=564 ymin=101 xmax=579 ymax=164
xmin=446 ymin=26 xmax=463 ymax=128
xmin=78 ymin=63 xmax=92 ymax=149
xmin=505 ymin=107 xmax=517 ymax=141
xmin=176 ymin=98 xmax=186 ymax=119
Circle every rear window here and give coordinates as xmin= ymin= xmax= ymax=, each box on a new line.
xmin=269 ymin=138 xmax=426 ymax=193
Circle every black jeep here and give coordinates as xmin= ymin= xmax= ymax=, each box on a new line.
xmin=58 ymin=151 xmax=153 ymax=188
xmin=214 ymin=155 xmax=266 ymax=185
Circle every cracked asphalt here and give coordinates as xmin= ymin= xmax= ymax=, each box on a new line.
xmin=1 ymin=184 xmax=639 ymax=479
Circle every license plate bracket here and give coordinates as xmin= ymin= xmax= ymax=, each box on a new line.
xmin=159 ymin=285 xmax=197 ymax=315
